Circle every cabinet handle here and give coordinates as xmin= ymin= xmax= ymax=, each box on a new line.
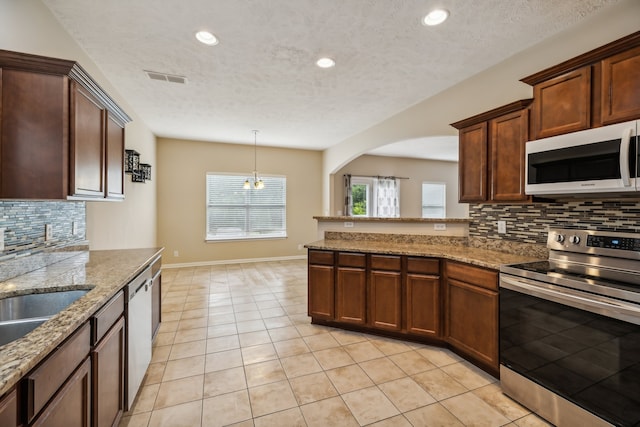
xmin=620 ymin=127 xmax=632 ymax=187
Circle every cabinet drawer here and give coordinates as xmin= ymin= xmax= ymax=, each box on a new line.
xmin=26 ymin=322 xmax=91 ymax=422
xmin=308 ymin=250 xmax=334 ymax=266
xmin=92 ymin=291 xmax=124 ymax=344
xmin=370 ymin=255 xmax=401 ymax=271
xmin=150 ymin=256 xmax=162 ymax=277
xmin=407 ymin=257 xmax=439 ymax=275
xmin=445 ymin=262 xmax=497 ymax=291
xmin=338 ymin=252 xmax=366 ymax=268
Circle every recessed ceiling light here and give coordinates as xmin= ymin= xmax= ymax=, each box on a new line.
xmin=195 ymin=30 xmax=219 ymax=45
xmin=422 ymin=9 xmax=449 ymax=26
xmin=316 ymin=57 xmax=336 ymax=68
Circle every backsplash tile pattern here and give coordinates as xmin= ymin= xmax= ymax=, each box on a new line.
xmin=469 ymin=200 xmax=640 ymax=244
xmin=0 ymin=201 xmax=86 ymax=259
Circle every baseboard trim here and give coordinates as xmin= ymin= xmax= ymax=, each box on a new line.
xmin=163 ymin=254 xmax=307 ymax=269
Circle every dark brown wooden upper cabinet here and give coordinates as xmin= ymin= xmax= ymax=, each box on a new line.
xmin=451 ymin=99 xmax=532 ymax=204
xmin=457 ymin=122 xmax=488 ymax=202
xmin=522 ymin=31 xmax=640 ymax=139
xmin=601 ymin=45 xmax=640 ymax=125
xmin=530 ymin=67 xmax=591 ymax=139
xmin=0 ymin=49 xmax=130 ymax=200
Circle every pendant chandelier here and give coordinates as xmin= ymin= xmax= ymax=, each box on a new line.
xmin=244 ymin=130 xmax=264 ymax=189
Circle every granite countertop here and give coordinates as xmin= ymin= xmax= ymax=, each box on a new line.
xmin=305 ymin=239 xmax=541 ymax=270
xmin=0 ymin=247 xmax=163 ymax=397
xmin=313 ymin=216 xmax=470 ymax=223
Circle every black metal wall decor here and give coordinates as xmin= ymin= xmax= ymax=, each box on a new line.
xmin=125 ymin=149 xmax=152 ymax=183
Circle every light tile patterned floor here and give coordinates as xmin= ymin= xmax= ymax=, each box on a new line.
xmin=119 ymin=259 xmax=552 ymax=427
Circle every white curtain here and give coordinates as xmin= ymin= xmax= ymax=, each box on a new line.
xmin=375 ymin=177 xmax=399 ymax=217
xmin=344 ymin=174 xmax=352 ymax=216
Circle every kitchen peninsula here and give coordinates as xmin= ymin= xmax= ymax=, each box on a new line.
xmin=313 ymin=216 xmax=470 ymax=240
xmin=0 ymin=248 xmax=163 ymax=427
xmin=306 ymin=232 xmax=543 ymax=376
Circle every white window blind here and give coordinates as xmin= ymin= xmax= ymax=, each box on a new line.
xmin=422 ymin=182 xmax=446 ymax=218
xmin=206 ymin=173 xmax=287 ymax=241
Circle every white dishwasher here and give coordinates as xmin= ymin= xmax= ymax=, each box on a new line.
xmin=126 ymin=266 xmax=153 ymax=410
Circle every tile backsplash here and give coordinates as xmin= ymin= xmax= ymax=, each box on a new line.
xmin=469 ymin=200 xmax=640 ymax=244
xmin=0 ymin=201 xmax=87 ymax=259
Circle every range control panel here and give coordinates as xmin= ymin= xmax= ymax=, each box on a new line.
xmin=547 ymin=228 xmax=640 ymax=260
xmin=586 ymin=235 xmax=640 ymax=252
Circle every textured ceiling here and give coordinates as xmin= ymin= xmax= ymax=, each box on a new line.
xmin=42 ymin=0 xmax=619 ymax=158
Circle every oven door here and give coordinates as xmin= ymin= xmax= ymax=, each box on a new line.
xmin=500 ymin=274 xmax=640 ymax=427
xmin=525 ymin=119 xmax=638 ymax=196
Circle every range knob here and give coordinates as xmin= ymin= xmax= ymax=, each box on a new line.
xmin=569 ymin=235 xmax=581 ymax=244
xmin=555 ymin=234 xmax=565 ymax=243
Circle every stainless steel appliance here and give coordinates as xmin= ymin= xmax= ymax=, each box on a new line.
xmin=500 ymin=228 xmax=640 ymax=427
xmin=525 ymin=120 xmax=639 ymax=197
xmin=126 ymin=266 xmax=153 ymax=410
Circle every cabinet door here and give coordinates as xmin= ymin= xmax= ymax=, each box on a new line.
xmin=106 ymin=115 xmax=125 ymax=199
xmin=369 ymin=270 xmax=402 ymax=331
xmin=406 ymin=273 xmax=440 ymax=338
xmin=308 ymin=264 xmax=335 ymax=320
xmin=336 ymin=267 xmax=366 ymax=325
xmin=92 ymin=317 xmax=125 ymax=427
xmin=601 ymin=45 xmax=640 ymax=124
xmin=458 ymin=122 xmax=487 ymax=202
xmin=489 ymin=110 xmax=529 ymax=201
xmin=0 ymin=389 xmax=18 ymax=427
xmin=70 ymin=82 xmax=105 ymax=198
xmin=0 ymin=69 xmax=68 ymax=199
xmin=31 ymin=357 xmax=91 ymax=427
xmin=445 ymin=278 xmax=498 ymax=372
xmin=532 ymin=67 xmax=591 ymax=139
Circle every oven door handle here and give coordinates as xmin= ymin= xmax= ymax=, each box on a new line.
xmin=500 ymin=275 xmax=640 ymax=325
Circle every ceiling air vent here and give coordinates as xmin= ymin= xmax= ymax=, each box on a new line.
xmin=144 ymin=70 xmax=188 ymax=84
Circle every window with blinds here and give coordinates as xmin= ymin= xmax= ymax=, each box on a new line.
xmin=206 ymin=173 xmax=287 ymax=241
xmin=422 ymin=182 xmax=446 ymax=218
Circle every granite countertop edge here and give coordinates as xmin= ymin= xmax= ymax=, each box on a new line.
xmin=0 ymin=247 xmax=164 ymax=397
xmin=305 ymin=239 xmax=541 ymax=270
xmin=313 ymin=216 xmax=471 ymax=223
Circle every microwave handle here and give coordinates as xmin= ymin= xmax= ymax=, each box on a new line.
xmin=620 ymin=127 xmax=632 ymax=187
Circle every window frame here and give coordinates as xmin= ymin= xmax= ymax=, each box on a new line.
xmin=205 ymin=172 xmax=287 ymax=242
xmin=350 ymin=177 xmax=373 ymax=217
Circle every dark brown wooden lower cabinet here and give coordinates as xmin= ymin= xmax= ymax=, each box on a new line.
xmin=0 ymin=389 xmax=18 ymax=427
xmin=336 ymin=267 xmax=366 ymax=325
xmin=445 ymin=278 xmax=498 ymax=373
xmin=406 ymin=273 xmax=441 ymax=337
xmin=369 ymin=270 xmax=402 ymax=331
xmin=308 ymin=264 xmax=335 ymax=320
xmin=92 ymin=317 xmax=125 ymax=427
xmin=30 ymin=357 xmax=91 ymax=427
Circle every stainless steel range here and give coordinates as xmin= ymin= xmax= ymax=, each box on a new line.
xmin=500 ymin=228 xmax=640 ymax=427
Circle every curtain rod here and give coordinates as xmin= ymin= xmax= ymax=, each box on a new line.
xmin=344 ymin=174 xmax=409 ymax=180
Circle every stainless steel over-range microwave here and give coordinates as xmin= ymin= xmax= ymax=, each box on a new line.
xmin=525 ymin=120 xmax=639 ymax=197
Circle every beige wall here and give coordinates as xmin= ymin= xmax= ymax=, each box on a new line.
xmin=322 ymin=0 xmax=640 ymax=214
xmin=157 ymin=138 xmax=323 ymax=266
xmin=0 ymin=0 xmax=157 ymax=250
xmin=333 ymin=155 xmax=468 ymax=218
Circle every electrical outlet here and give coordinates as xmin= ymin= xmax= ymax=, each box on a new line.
xmin=173 ymin=250 xmax=179 ymax=257
xmin=72 ymin=221 xmax=78 ymax=236
xmin=344 ymin=222 xmax=354 ymax=228
xmin=45 ymin=224 xmax=52 ymax=241
xmin=433 ymin=223 xmax=447 ymax=231
xmin=497 ymin=220 xmax=507 ymax=234
xmin=0 ymin=228 xmax=5 ymax=252
xmin=297 ymin=244 xmax=304 ymax=250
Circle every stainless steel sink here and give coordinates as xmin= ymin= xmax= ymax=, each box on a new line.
xmin=0 ymin=289 xmax=91 ymax=347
